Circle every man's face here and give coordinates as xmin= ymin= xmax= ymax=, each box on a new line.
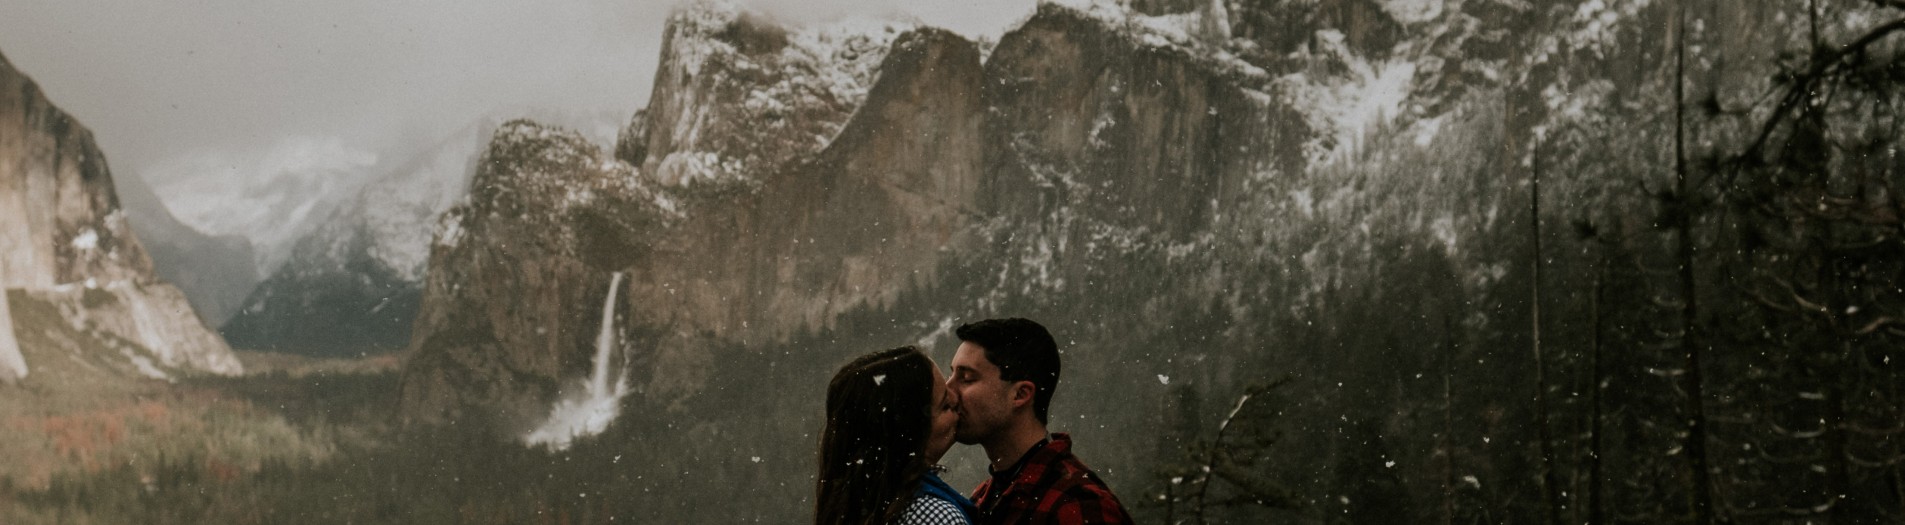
xmin=925 ymin=364 xmax=960 ymax=464
xmin=948 ymin=341 xmax=1019 ymax=445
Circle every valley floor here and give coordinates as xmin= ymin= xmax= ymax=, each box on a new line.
xmin=0 ymin=349 xmax=405 ymax=524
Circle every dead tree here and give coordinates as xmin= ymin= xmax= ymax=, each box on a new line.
xmin=1670 ymin=4 xmax=1719 ymax=522
xmin=1150 ymin=380 xmax=1301 ymax=525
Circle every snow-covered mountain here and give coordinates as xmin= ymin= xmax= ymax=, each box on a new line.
xmin=147 ymin=136 xmax=382 ymax=277
xmin=220 ymin=111 xmax=622 ymax=355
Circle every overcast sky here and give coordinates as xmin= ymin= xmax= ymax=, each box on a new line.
xmin=0 ymin=0 xmax=1032 ymax=191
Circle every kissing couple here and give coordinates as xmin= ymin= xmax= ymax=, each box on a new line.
xmin=813 ymin=318 xmax=1134 ymax=525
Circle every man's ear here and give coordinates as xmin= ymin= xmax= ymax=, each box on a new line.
xmin=1010 ymin=381 xmax=1036 ymax=410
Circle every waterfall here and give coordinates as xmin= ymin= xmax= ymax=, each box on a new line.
xmin=586 ymin=272 xmax=625 ymax=400
xmin=524 ymin=272 xmax=631 ymax=450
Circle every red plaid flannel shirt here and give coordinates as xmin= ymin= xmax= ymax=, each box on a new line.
xmin=968 ymin=433 xmax=1133 ymax=525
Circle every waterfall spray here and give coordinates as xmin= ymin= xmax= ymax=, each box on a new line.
xmin=524 ymin=272 xmax=632 ymax=450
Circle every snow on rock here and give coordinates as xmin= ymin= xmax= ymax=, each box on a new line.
xmin=70 ymin=229 xmax=99 ymax=251
xmin=2 ymin=49 xmax=241 ymax=378
xmin=1275 ymin=29 xmax=1418 ymax=166
xmin=1125 ymin=0 xmax=1231 ymax=46
xmin=148 ymin=136 xmax=382 ymax=275
xmin=634 ymin=0 xmax=914 ymax=187
xmin=1378 ymin=0 xmax=1446 ymax=25
xmin=29 ymin=282 xmax=243 ymax=376
xmin=1521 ymin=0 xmax=1658 ymax=72
xmin=473 ymin=120 xmax=664 ymax=222
xmin=432 ymin=206 xmax=466 ymax=250
xmin=1567 ymin=0 xmax=1655 ymax=56
xmin=347 ymin=124 xmax=492 ymax=282
xmin=1034 ymin=1 xmax=1271 ymax=81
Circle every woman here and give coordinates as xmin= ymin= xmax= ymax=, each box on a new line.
xmin=815 ymin=346 xmax=976 ymax=525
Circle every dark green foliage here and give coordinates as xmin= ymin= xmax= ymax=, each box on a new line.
xmin=220 ymin=227 xmax=422 ymax=357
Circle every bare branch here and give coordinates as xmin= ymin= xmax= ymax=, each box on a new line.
xmin=1847 ymin=452 xmax=1905 ymax=467
xmin=1768 ymin=275 xmax=1833 ymax=316
xmin=1742 ymin=17 xmax=1905 ymax=162
xmin=1746 ymin=286 xmax=1800 ymax=313
xmin=1747 ymin=442 xmax=1826 ymax=464
xmin=1854 ymin=315 xmax=1901 ymax=335
xmin=1722 ymin=499 xmax=1837 ymax=518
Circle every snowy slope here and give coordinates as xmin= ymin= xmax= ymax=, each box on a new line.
xmin=628 ymin=0 xmax=913 ymax=187
xmin=221 ymin=110 xmax=623 ymax=355
xmin=147 ymin=137 xmax=381 ymax=276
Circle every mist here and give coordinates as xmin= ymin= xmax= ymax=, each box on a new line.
xmin=0 ymin=0 xmax=1029 ymax=187
xmin=7 ymin=0 xmax=1905 ymax=523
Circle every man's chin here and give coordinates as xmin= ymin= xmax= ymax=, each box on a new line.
xmin=953 ymin=433 xmax=981 ymax=445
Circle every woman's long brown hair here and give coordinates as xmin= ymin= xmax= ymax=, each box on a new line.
xmin=814 ymin=346 xmax=936 ymax=525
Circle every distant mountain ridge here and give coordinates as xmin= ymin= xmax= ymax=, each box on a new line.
xmin=220 ymin=110 xmax=623 ymax=355
xmin=216 ymin=119 xmax=495 ymax=355
xmin=114 ymin=166 xmax=258 ymax=326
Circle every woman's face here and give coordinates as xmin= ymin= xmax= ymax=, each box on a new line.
xmin=925 ymin=363 xmax=960 ymax=465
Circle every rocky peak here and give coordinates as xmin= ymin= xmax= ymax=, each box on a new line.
xmin=625 ymin=0 xmax=913 ymax=186
xmin=1230 ymin=0 xmax=1403 ymax=61
xmin=1130 ymin=0 xmax=1201 ymax=16
xmin=0 ymin=51 xmax=152 ymax=289
xmin=401 ymin=24 xmax=985 ymax=425
xmin=0 ymin=48 xmax=241 ymax=377
xmin=401 ymin=118 xmax=668 ymax=426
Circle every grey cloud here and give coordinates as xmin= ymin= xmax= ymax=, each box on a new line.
xmin=0 ymin=0 xmax=1030 ymax=190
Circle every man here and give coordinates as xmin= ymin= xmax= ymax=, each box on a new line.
xmin=946 ymin=318 xmax=1132 ymax=525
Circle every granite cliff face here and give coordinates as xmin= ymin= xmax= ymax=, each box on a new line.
xmin=400 ymin=121 xmax=668 ymax=425
xmin=399 ymin=0 xmax=1904 ymax=522
xmin=0 ymin=289 xmax=21 ymax=381
xmin=625 ymin=5 xmax=911 ymax=184
xmin=0 ymin=49 xmax=242 ymax=381
xmin=115 ymin=166 xmax=258 ymax=326
xmin=400 ymin=4 xmax=982 ymax=426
